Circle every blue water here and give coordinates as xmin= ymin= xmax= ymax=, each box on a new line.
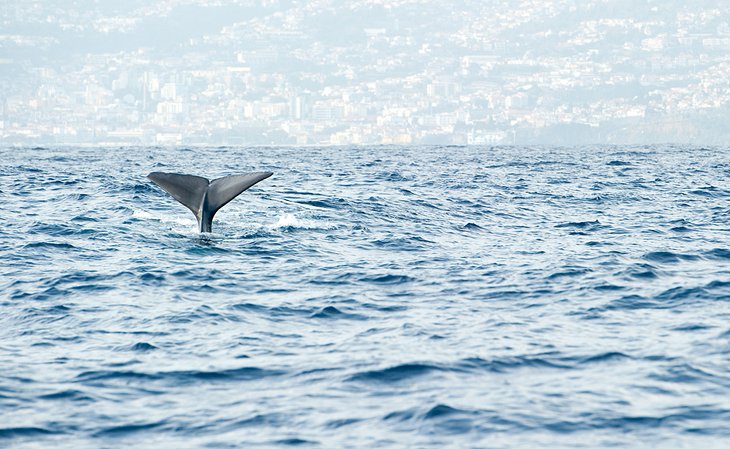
xmin=2 ymin=145 xmax=730 ymax=448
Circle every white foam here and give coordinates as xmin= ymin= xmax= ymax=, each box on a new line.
xmin=133 ymin=209 xmax=197 ymax=231
xmin=269 ymin=213 xmax=336 ymax=230
xmin=272 ymin=213 xmax=301 ymax=228
xmin=132 ymin=209 xmax=155 ymax=219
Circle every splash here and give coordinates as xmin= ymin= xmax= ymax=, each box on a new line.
xmin=269 ymin=213 xmax=336 ymax=231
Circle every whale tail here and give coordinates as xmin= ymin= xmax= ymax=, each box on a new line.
xmin=147 ymin=171 xmax=273 ymax=232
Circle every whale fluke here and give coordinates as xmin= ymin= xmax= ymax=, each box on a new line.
xmin=147 ymin=171 xmax=273 ymax=232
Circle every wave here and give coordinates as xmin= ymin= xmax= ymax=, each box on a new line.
xmin=37 ymin=389 xmax=94 ymax=401
xmin=76 ymin=366 xmax=284 ymax=384
xmin=0 ymin=427 xmax=62 ymax=439
xmin=5 ymin=145 xmax=730 ymax=447
xmin=596 ymin=280 xmax=730 ymax=311
xmin=643 ymin=251 xmax=699 ymax=264
xmin=348 ymin=363 xmax=446 ymax=383
xmin=94 ymin=421 xmax=166 ymax=437
xmin=310 ymin=305 xmax=367 ymax=320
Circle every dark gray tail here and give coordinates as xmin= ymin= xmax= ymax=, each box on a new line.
xmin=147 ymin=171 xmax=273 ymax=232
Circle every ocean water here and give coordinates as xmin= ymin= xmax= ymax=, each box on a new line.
xmin=1 ymin=145 xmax=729 ymax=448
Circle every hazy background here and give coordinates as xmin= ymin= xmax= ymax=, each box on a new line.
xmin=1 ymin=0 xmax=729 ymax=146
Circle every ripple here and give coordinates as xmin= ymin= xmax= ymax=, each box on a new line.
xmin=643 ymin=251 xmax=699 ymax=264
xmin=273 ymin=438 xmax=319 ymax=446
xmin=359 ymin=274 xmax=415 ymax=285
xmin=546 ymin=266 xmax=592 ymax=279
xmin=37 ymin=389 xmax=94 ymax=401
xmin=76 ymin=366 xmax=284 ymax=384
xmin=22 ymin=242 xmax=79 ymax=251
xmin=129 ymin=342 xmax=158 ymax=352
xmin=310 ymin=306 xmax=366 ymax=320
xmin=94 ymin=421 xmax=166 ymax=436
xmin=423 ymin=404 xmax=472 ymax=419
xmin=705 ymin=248 xmax=730 ymax=260
xmin=0 ymin=427 xmax=62 ymax=439
xmin=4 ymin=145 xmax=730 ymax=448
xmin=458 ymin=356 xmax=570 ymax=372
xmin=348 ymin=363 xmax=446 ymax=383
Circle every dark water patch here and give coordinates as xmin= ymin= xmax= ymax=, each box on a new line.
xmin=555 ymin=220 xmax=603 ymax=232
xmin=22 ymin=242 xmax=80 ymax=251
xmin=705 ymin=248 xmax=730 ymax=260
xmin=230 ymin=302 xmax=269 ymax=313
xmin=185 ymin=245 xmax=231 ymax=256
xmin=384 ymin=408 xmax=417 ymax=422
xmin=43 ymin=271 xmax=131 ymax=289
xmin=573 ymin=351 xmax=631 ymax=364
xmin=12 ymin=286 xmax=70 ymax=301
xmin=600 ymin=281 xmax=730 ymax=311
xmin=71 ymin=214 xmax=99 ymax=222
xmin=139 ymin=272 xmax=165 ymax=285
xmin=361 ymin=303 xmax=408 ymax=313
xmin=607 ymin=160 xmax=632 ymax=166
xmin=359 ymin=274 xmax=415 ymax=285
xmin=129 ymin=342 xmax=158 ymax=352
xmin=310 ymin=305 xmax=366 ymax=320
xmin=213 ymin=412 xmax=289 ymax=432
xmin=657 ymin=281 xmax=730 ymax=303
xmin=94 ymin=421 xmax=166 ymax=436
xmin=0 ymin=427 xmax=62 ymax=438
xmin=546 ymin=267 xmax=591 ymax=280
xmin=230 ymin=303 xmax=320 ymax=320
xmin=348 ymin=363 xmax=447 ymax=383
xmin=623 ymin=263 xmax=659 ymax=280
xmin=377 ymin=171 xmax=412 ymax=182
xmin=272 ymin=438 xmax=319 ymax=446
xmin=593 ymin=283 xmax=625 ymax=291
xmin=689 ymin=186 xmax=724 ymax=197
xmin=545 ymin=407 xmax=730 ymax=433
xmin=27 ymin=222 xmax=80 ymax=236
xmin=37 ymin=389 xmax=93 ymax=401
xmin=293 ymin=367 xmax=343 ymax=379
xmin=171 ymin=268 xmax=227 ymax=281
xmin=670 ymin=226 xmax=692 ymax=233
xmin=408 ymin=198 xmax=442 ymax=210
xmin=384 ymin=403 xmax=478 ymax=435
xmin=372 ymin=235 xmax=433 ymax=251
xmin=423 ymin=404 xmax=472 ymax=420
xmin=650 ymin=364 xmax=730 ymax=387
xmin=86 ymin=329 xmax=170 ymax=337
xmin=325 ymin=418 xmax=362 ymax=429
xmin=672 ymin=324 xmax=714 ymax=332
xmin=459 ymin=356 xmax=570 ymax=373
xmin=297 ymin=198 xmax=348 ymax=209
xmin=70 ymin=284 xmax=115 ymax=294
xmin=644 ymin=251 xmax=699 ymax=264
xmin=599 ymin=294 xmax=668 ymax=311
xmin=166 ymin=306 xmax=241 ymax=324
xmin=76 ymin=366 xmax=283 ymax=384
xmin=373 ymin=236 xmax=434 ymax=251
xmin=129 ymin=182 xmax=158 ymax=195
xmin=586 ymin=240 xmax=612 ymax=247
xmin=351 ymin=355 xmax=573 ymax=384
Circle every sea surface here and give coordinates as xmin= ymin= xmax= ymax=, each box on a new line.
xmin=1 ymin=145 xmax=730 ymax=448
